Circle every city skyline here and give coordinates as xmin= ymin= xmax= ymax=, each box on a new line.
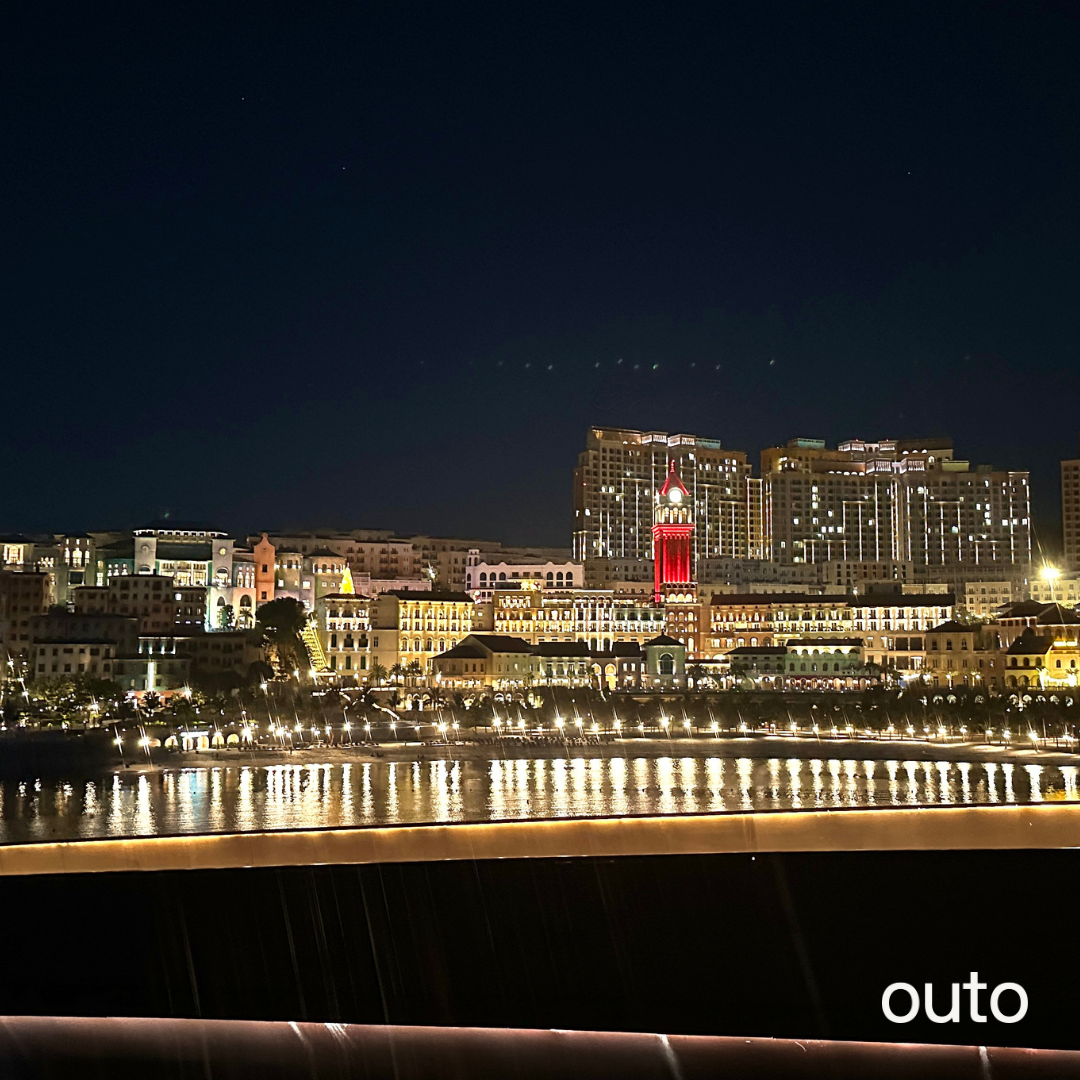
xmin=1 ymin=424 xmax=1069 ymax=568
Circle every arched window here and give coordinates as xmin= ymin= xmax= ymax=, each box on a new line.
xmin=480 ymin=572 xmax=487 ymax=582
xmin=499 ymin=572 xmax=507 ymax=581
xmin=659 ymin=653 xmax=675 ymax=676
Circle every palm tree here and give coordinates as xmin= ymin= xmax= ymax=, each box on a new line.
xmin=368 ymin=660 xmax=388 ymax=687
xmin=389 ymin=662 xmax=406 ymax=685
xmin=688 ymin=663 xmax=711 ymax=690
xmin=727 ymin=659 xmax=748 ymax=689
xmin=406 ymin=659 xmax=423 ymax=687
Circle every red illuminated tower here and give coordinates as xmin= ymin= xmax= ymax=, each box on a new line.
xmin=652 ymin=460 xmax=694 ymax=602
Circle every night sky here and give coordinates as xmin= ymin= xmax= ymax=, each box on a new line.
xmin=4 ymin=3 xmax=1078 ymax=553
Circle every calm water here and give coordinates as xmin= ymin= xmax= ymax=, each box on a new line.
xmin=0 ymin=755 xmax=1077 ymax=844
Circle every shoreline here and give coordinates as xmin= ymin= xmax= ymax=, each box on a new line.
xmin=116 ymin=734 xmax=1080 ymax=772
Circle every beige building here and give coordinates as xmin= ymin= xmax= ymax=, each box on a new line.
xmin=370 ymin=590 xmax=474 ymax=675
xmin=0 ymin=570 xmax=49 ymax=678
xmin=708 ymin=593 xmax=856 ymax=655
xmin=251 ymin=531 xmax=422 ymax=586
xmin=850 ymin=593 xmax=954 ymax=675
xmin=814 ymin=559 xmax=915 ymax=591
xmin=1001 ymin=628 xmax=1080 ymax=691
xmin=72 ymin=575 xmax=205 ymax=633
xmin=573 ymin=426 xmax=753 ymax=566
xmin=431 ymin=634 xmax=537 ymax=691
xmin=491 ymin=582 xmax=664 ymax=649
xmin=707 ymin=590 xmax=954 ymax=676
xmin=923 ymin=620 xmax=1003 ymax=690
xmin=995 ymin=600 xmax=1080 ymax=649
xmin=782 ymin=638 xmax=872 ymax=691
xmin=960 ymin=580 xmax=1014 ymax=620
xmin=1028 ymin=573 xmax=1080 ymax=606
xmin=315 ymin=591 xmax=371 ymax=680
xmin=32 ymin=639 xmax=119 ymax=681
xmin=430 ymin=634 xmax=683 ymax=692
xmin=465 ymin=559 xmax=583 ymax=600
xmin=760 ymin=437 xmax=1031 ymax=581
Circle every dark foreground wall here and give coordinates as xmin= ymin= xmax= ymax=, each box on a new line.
xmin=4 ymin=849 xmax=1076 ymax=1050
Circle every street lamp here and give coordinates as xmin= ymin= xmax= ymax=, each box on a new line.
xmin=1042 ymin=564 xmax=1061 ymax=603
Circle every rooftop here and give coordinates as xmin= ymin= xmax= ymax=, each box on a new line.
xmin=383 ymin=590 xmax=472 ymax=602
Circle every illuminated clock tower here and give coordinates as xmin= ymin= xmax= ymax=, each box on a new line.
xmin=652 ymin=460 xmax=695 ymax=603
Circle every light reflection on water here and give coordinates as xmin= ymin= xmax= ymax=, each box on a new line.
xmin=0 ymin=755 xmax=1075 ymax=844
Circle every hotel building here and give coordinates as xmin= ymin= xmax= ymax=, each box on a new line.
xmin=573 ymin=426 xmax=752 ymax=571
xmin=1063 ymin=437 xmax=1080 ymax=572
xmin=760 ymin=437 xmax=1031 ymax=583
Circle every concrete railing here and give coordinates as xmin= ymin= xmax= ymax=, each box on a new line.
xmin=1 ymin=802 xmax=1078 ymax=876
xmin=0 ymin=1017 xmax=1075 ymax=1078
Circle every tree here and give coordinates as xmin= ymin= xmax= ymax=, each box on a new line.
xmin=368 ymin=660 xmax=388 ymax=686
xmin=728 ymin=659 xmax=749 ymax=689
xmin=406 ymin=659 xmax=423 ymax=686
xmin=688 ymin=663 xmax=712 ymax=690
xmin=389 ymin=662 xmax=406 ymax=685
xmin=247 ymin=661 xmax=274 ymax=686
xmin=217 ymin=604 xmax=236 ymax=631
xmin=256 ymin=598 xmax=310 ymax=674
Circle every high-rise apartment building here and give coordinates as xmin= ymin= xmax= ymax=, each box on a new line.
xmin=573 ymin=427 xmax=752 ymax=569
xmin=759 ymin=437 xmax=1031 ymax=582
xmin=1062 ymin=437 xmax=1080 ymax=572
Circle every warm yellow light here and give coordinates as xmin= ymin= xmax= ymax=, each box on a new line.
xmin=1042 ymin=565 xmax=1061 ymax=582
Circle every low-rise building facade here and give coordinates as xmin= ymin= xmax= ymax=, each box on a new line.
xmin=491 ymin=582 xmax=664 ymax=649
xmin=370 ymin=590 xmax=475 ymax=675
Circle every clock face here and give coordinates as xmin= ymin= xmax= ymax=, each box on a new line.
xmin=668 ymin=487 xmax=683 ymax=503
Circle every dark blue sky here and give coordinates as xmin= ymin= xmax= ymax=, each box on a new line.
xmin=4 ymin=3 xmax=1078 ymax=553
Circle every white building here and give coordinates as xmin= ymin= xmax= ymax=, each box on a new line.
xmin=960 ymin=580 xmax=1015 ymax=620
xmin=465 ymin=559 xmax=583 ymax=600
